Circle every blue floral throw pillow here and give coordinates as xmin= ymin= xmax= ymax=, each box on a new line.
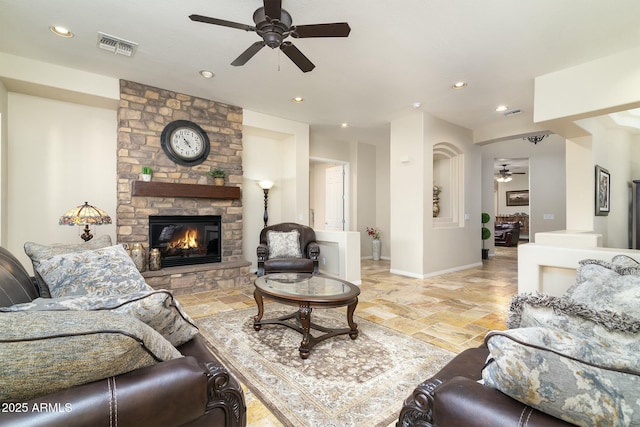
xmin=24 ymin=235 xmax=113 ymax=297
xmin=483 ymin=327 xmax=640 ymax=427
xmin=35 ymin=244 xmax=152 ymax=298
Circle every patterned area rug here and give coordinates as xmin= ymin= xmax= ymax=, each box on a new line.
xmin=197 ymin=305 xmax=454 ymax=427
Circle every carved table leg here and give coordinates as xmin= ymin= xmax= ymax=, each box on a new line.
xmin=253 ymin=289 xmax=264 ymax=331
xmin=298 ymin=304 xmax=312 ymax=359
xmin=347 ymin=298 xmax=359 ymax=339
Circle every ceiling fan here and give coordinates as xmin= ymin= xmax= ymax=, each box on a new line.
xmin=495 ymin=164 xmax=526 ymax=182
xmin=189 ymin=0 xmax=351 ymax=72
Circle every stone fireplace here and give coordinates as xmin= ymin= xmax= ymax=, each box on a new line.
xmin=116 ymin=80 xmax=250 ymax=294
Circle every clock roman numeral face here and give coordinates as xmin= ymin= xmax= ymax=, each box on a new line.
xmin=170 ymin=128 xmax=204 ymax=159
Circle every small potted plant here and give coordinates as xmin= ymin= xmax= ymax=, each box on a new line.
xmin=481 ymin=212 xmax=491 ymax=260
xmin=207 ymin=167 xmax=226 ymax=186
xmin=141 ymin=166 xmax=153 ymax=182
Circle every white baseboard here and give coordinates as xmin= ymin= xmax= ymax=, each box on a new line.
xmin=391 ymin=262 xmax=482 ymax=279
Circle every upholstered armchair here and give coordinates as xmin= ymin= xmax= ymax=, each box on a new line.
xmin=256 ymin=223 xmax=320 ymax=276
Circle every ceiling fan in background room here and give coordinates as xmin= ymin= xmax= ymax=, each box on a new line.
xmin=495 ymin=164 xmax=526 ymax=183
xmin=189 ymin=0 xmax=351 ymax=72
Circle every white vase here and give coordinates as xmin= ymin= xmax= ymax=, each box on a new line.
xmin=372 ymin=238 xmax=381 ymax=261
xmin=141 ymin=173 xmax=152 ymax=182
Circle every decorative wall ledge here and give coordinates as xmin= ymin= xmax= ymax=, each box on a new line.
xmin=132 ymin=181 xmax=241 ymax=199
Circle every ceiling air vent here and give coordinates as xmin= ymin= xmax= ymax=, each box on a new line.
xmin=97 ymin=32 xmax=138 ymax=57
xmin=503 ymin=109 xmax=522 ymax=117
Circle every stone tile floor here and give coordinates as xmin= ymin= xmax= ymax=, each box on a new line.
xmin=180 ymin=246 xmax=519 ymax=426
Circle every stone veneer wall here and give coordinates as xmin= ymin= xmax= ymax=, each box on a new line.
xmin=116 ymin=80 xmax=250 ymax=294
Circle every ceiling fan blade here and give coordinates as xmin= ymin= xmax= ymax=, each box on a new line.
xmin=280 ymin=42 xmax=315 ymax=72
xmin=189 ymin=14 xmax=255 ymax=32
xmin=263 ymin=0 xmax=282 ymax=21
xmin=292 ymin=23 xmax=351 ymax=38
xmin=231 ymin=41 xmax=266 ymax=66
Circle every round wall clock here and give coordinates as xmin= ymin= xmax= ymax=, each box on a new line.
xmin=160 ymin=120 xmax=211 ymax=166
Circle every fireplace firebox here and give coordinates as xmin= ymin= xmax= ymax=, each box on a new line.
xmin=149 ymin=215 xmax=221 ymax=268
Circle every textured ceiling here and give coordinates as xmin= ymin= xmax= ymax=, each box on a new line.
xmin=1 ymin=0 xmax=639 ymax=144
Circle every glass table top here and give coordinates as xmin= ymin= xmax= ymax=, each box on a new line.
xmin=254 ymin=273 xmax=358 ymax=299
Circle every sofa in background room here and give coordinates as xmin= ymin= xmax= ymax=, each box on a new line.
xmin=494 ymin=222 xmax=521 ymax=247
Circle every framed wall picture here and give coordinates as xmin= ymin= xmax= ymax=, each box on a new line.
xmin=506 ymin=190 xmax=529 ymax=206
xmin=595 ymin=165 xmax=610 ymax=216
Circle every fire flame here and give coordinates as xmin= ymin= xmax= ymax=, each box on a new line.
xmin=170 ymin=228 xmax=199 ymax=250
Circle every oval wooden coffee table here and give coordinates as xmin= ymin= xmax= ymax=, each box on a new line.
xmin=253 ymin=273 xmax=360 ymax=359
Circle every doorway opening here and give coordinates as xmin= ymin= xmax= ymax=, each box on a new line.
xmin=494 ymin=158 xmax=530 ymax=252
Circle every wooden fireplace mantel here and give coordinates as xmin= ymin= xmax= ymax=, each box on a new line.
xmin=131 ymin=181 xmax=241 ymax=199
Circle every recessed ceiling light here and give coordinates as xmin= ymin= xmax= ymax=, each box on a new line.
xmin=199 ymin=70 xmax=214 ymax=78
xmin=452 ymin=81 xmax=467 ymax=89
xmin=292 ymin=96 xmax=304 ymax=103
xmin=50 ymin=26 xmax=74 ymax=38
xmin=495 ymin=105 xmax=508 ymax=112
xmin=340 ymin=123 xmax=349 ymax=128
xmin=412 ymin=102 xmax=422 ymax=109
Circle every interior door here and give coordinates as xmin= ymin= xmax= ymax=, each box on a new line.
xmin=325 ymin=165 xmax=345 ymax=230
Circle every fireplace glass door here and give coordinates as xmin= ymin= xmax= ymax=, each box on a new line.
xmin=149 ymin=215 xmax=221 ymax=268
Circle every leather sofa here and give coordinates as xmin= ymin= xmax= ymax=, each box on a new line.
xmin=0 ymin=246 xmax=246 ymax=427
xmin=494 ymin=222 xmax=520 ymax=247
xmin=257 ymin=222 xmax=320 ymax=276
xmin=397 ymin=344 xmax=574 ymax=427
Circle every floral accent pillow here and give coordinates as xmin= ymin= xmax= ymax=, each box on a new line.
xmin=35 ymin=244 xmax=152 ymax=298
xmin=24 ymin=235 xmax=113 ymax=297
xmin=267 ymin=230 xmax=302 ymax=259
xmin=482 ymin=327 xmax=640 ymax=427
xmin=568 ymin=262 xmax=640 ymax=320
xmin=1 ymin=290 xmax=198 ymax=347
xmin=508 ymin=292 xmax=640 ymax=334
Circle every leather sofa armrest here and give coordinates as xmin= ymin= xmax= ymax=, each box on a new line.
xmin=432 ymin=377 xmax=574 ymax=426
xmin=0 ymin=357 xmax=219 ymax=427
xmin=179 ymin=336 xmax=246 ymax=426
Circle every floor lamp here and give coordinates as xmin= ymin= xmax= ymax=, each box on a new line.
xmin=257 ymin=180 xmax=274 ymax=228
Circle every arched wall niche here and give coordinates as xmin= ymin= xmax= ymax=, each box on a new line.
xmin=433 ymin=142 xmax=464 ymax=227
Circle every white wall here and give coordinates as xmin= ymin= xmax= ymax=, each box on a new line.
xmin=535 ymin=47 xmax=640 ymax=125
xmin=6 ymin=93 xmax=117 ymax=271
xmin=390 ymin=111 xmax=480 ymax=278
xmin=242 ymin=111 xmax=310 ymax=271
xmin=0 ymin=80 xmax=7 ymax=247
xmin=390 ymin=112 xmax=425 ymax=275
xmin=495 ymin=174 xmax=530 ymax=216
xmin=563 ymin=118 xmax=635 ymax=248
